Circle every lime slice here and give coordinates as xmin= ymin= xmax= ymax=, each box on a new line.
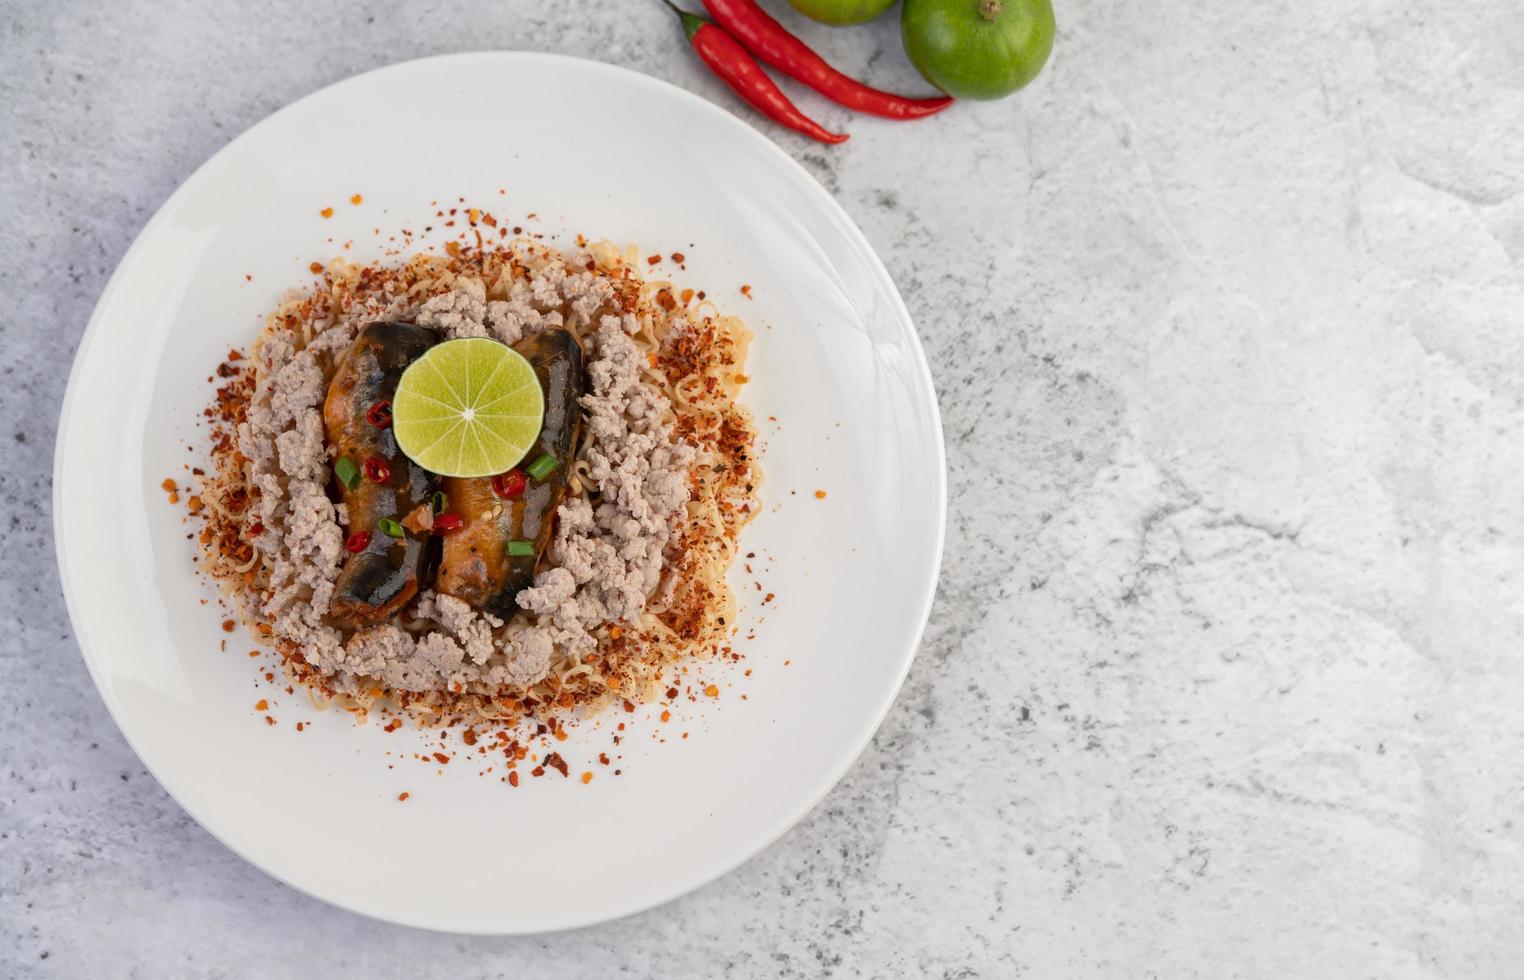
xmin=392 ymin=338 xmax=543 ymax=478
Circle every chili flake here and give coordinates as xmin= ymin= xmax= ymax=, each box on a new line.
xmin=490 ymin=469 xmax=526 ymax=500
xmin=365 ymin=399 xmax=393 ymax=428
xmin=363 ymin=455 xmax=391 ymax=484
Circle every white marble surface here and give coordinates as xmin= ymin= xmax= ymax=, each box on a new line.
xmin=5 ymin=0 xmax=1524 ymax=975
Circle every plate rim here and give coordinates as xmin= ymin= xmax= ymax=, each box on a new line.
xmin=52 ymin=49 xmax=947 ymax=934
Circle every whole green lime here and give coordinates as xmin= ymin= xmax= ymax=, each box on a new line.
xmin=787 ymin=0 xmax=897 ymax=26
xmin=902 ymin=0 xmax=1054 ymax=100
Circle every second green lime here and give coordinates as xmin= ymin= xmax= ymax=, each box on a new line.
xmin=787 ymin=0 xmax=897 ymax=26
xmin=392 ymin=338 xmax=544 ymax=478
xmin=902 ymin=0 xmax=1054 ymax=100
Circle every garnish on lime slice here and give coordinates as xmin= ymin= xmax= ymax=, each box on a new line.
xmin=392 ymin=338 xmax=543 ymax=478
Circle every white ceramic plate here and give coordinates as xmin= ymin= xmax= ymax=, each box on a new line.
xmin=54 ymin=52 xmax=944 ymax=934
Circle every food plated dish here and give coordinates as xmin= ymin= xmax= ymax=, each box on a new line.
xmin=198 ymin=237 xmax=758 ymax=727
xmin=55 ymin=53 xmax=944 ymax=932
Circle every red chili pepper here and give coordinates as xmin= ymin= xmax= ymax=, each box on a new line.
xmin=365 ymin=399 xmax=393 ymax=428
xmin=432 ymin=512 xmax=464 ymax=535
xmin=491 ymin=469 xmax=527 ymax=500
xmin=701 ymin=0 xmax=951 ymax=120
xmin=344 ymin=531 xmax=371 ymax=553
xmin=363 ymin=455 xmax=391 ymax=484
xmin=661 ymin=1 xmax=847 ymax=145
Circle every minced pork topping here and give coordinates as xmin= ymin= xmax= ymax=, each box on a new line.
xmin=238 ymin=263 xmax=694 ymax=696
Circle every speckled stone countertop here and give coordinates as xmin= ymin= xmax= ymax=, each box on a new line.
xmin=5 ymin=0 xmax=1524 ymax=976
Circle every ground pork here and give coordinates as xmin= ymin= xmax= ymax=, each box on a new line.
xmin=515 ymin=313 xmax=695 ymax=631
xmin=245 ymin=259 xmax=694 ymax=697
xmin=415 ymin=278 xmax=489 ymax=339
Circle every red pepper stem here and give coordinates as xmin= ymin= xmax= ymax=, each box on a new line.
xmin=657 ymin=0 xmax=708 ymax=42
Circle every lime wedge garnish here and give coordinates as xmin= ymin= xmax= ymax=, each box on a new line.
xmin=392 ymin=338 xmax=543 ymax=478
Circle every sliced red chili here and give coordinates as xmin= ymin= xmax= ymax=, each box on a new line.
xmin=365 ymin=399 xmax=393 ymax=428
xmin=344 ymin=531 xmax=371 ymax=553
xmin=363 ymin=455 xmax=391 ymax=484
xmin=432 ymin=512 xmax=465 ymax=535
xmin=491 ymin=469 xmax=527 ymax=500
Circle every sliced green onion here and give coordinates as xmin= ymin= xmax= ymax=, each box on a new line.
xmin=377 ymin=517 xmax=405 ymax=539
xmin=507 ymin=539 xmax=535 ymax=558
xmin=432 ymin=490 xmax=447 ymax=515
xmin=334 ymin=456 xmax=360 ymax=491
xmin=525 ymin=452 xmax=559 ymax=481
